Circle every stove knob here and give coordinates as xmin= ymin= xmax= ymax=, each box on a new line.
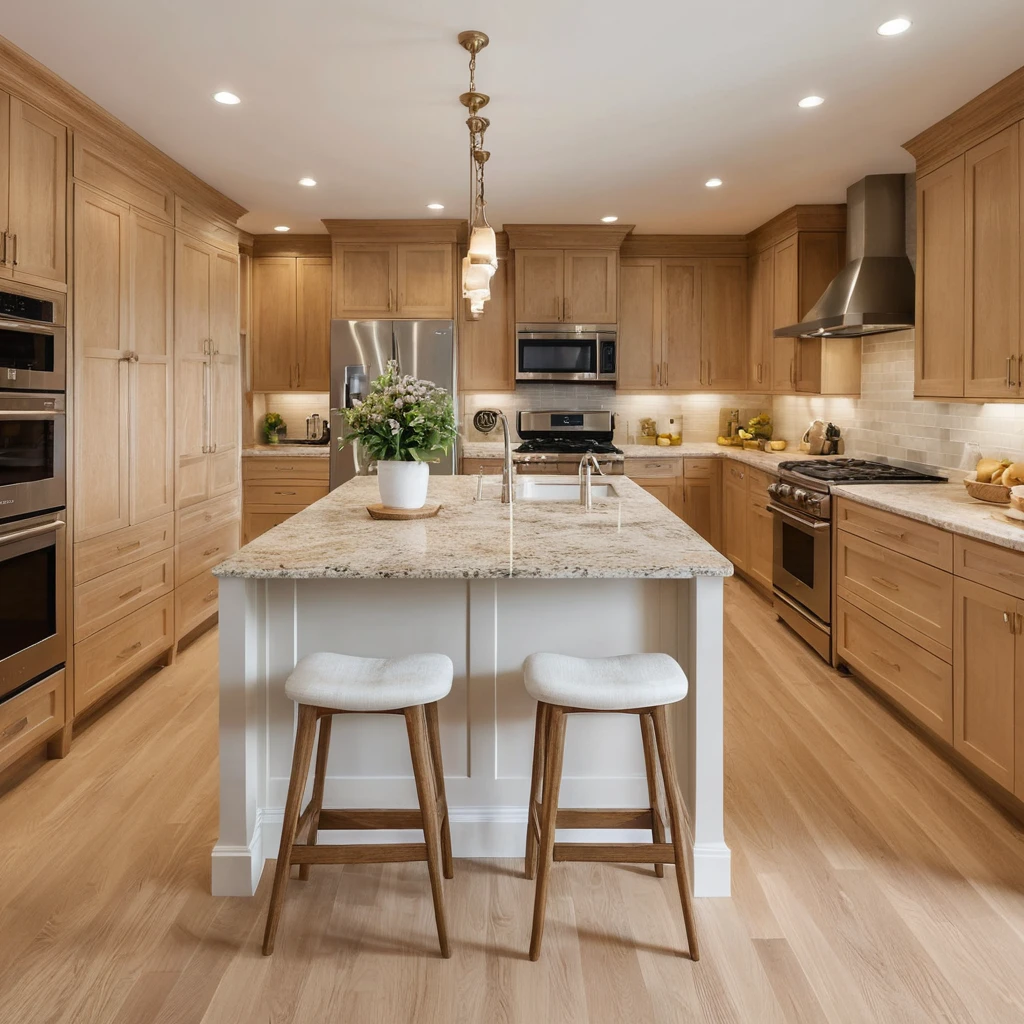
xmin=792 ymin=488 xmax=809 ymax=506
xmin=776 ymin=483 xmax=793 ymax=499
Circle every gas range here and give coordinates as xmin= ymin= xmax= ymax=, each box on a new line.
xmin=516 ymin=438 xmax=622 ymax=455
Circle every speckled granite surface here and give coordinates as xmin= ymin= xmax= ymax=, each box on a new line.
xmin=243 ymin=445 xmax=330 ymax=458
xmin=214 ymin=475 xmax=733 ymax=580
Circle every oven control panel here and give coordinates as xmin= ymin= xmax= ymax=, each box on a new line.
xmin=768 ymin=480 xmax=830 ymax=519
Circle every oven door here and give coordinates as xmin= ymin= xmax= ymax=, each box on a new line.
xmin=0 ymin=512 xmax=66 ymax=702
xmin=0 ymin=319 xmax=66 ymax=392
xmin=0 ymin=394 xmax=66 ymax=518
xmin=517 ymin=333 xmax=600 ymax=382
xmin=769 ymin=502 xmax=831 ymax=624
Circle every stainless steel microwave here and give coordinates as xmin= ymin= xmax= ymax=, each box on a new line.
xmin=0 ymin=285 xmax=66 ymax=393
xmin=515 ymin=324 xmax=616 ymax=384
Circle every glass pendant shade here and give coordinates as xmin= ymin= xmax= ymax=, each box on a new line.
xmin=468 ymin=225 xmax=498 ymax=268
xmin=461 ymin=255 xmax=494 ymax=301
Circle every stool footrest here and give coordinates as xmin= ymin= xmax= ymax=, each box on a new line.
xmin=553 ymin=842 xmax=675 ymax=864
xmin=556 ymin=808 xmax=654 ymax=830
xmin=289 ymin=842 xmax=428 ymax=865
xmin=317 ymin=809 xmax=423 ymax=830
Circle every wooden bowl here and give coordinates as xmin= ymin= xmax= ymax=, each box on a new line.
xmin=964 ymin=471 xmax=1011 ymax=504
xmin=1010 ymin=485 xmax=1024 ymax=513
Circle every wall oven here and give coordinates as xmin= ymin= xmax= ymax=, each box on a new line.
xmin=516 ymin=324 xmax=616 ymax=384
xmin=0 ymin=511 xmax=66 ymax=702
xmin=0 ymin=393 xmax=66 ymax=519
xmin=0 ymin=286 xmax=66 ymax=392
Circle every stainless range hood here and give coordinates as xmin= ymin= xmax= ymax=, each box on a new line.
xmin=774 ymin=174 xmax=915 ymax=339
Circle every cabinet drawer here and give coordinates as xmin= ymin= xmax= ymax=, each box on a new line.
xmin=723 ymin=462 xmax=747 ymax=486
xmin=243 ymin=482 xmax=329 ymax=507
xmin=625 ymin=458 xmax=682 ymax=479
xmin=954 ymin=535 xmax=1024 ymax=599
xmin=835 ymin=598 xmax=953 ymax=742
xmin=176 ymin=521 xmax=239 ymax=585
xmin=747 ymin=468 xmax=771 ymax=503
xmin=74 ymin=596 xmax=173 ymax=715
xmin=176 ymin=492 xmax=240 ymax=543
xmin=0 ymin=669 xmax=65 ymax=772
xmin=836 ymin=531 xmax=953 ymax=652
xmin=73 ymin=549 xmax=175 ymax=643
xmin=74 ymin=513 xmax=174 ymax=586
xmin=683 ymin=459 xmax=714 ymax=480
xmin=176 ymin=570 xmax=220 ymax=640
xmin=461 ymin=458 xmax=502 ymax=475
xmin=835 ymin=499 xmax=952 ymax=571
xmin=243 ymin=458 xmax=330 ymax=483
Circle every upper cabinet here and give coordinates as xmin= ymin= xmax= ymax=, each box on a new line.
xmin=459 ymin=254 xmax=513 ymax=392
xmin=514 ymin=248 xmax=617 ymax=323
xmin=332 ymin=242 xmax=453 ymax=319
xmin=0 ymin=91 xmax=67 ymax=288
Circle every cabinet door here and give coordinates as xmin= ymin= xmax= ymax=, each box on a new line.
xmin=396 ymin=243 xmax=453 ymax=319
xmin=703 ymin=257 xmax=747 ymax=390
xmin=916 ymin=157 xmax=966 ymax=397
xmin=747 ymin=498 xmax=774 ymax=592
xmin=515 ymin=249 xmax=564 ymax=322
xmin=953 ymin=578 xmax=1016 ymax=790
xmin=771 ymin=235 xmax=798 ymax=392
xmin=639 ymin=482 xmax=672 ymax=509
xmin=0 ymin=94 xmax=8 ymax=269
xmin=252 ymin=257 xmax=297 ymax=391
xmin=210 ymin=250 xmax=240 ymax=497
xmin=129 ymin=212 xmax=175 ymax=525
xmin=618 ymin=258 xmax=661 ymax=389
xmin=459 ymin=256 xmax=513 ymax=391
xmin=333 ymin=243 xmax=395 ymax=318
xmin=295 ymin=257 xmax=332 ymax=390
xmin=722 ymin=473 xmax=747 ymax=571
xmin=662 ymin=259 xmax=702 ymax=390
xmin=748 ymin=248 xmax=773 ymax=390
xmin=964 ymin=125 xmax=1020 ymax=398
xmin=7 ymin=98 xmax=66 ymax=286
xmin=682 ymin=478 xmax=718 ymax=547
xmin=73 ymin=185 xmax=130 ymax=540
xmin=564 ymin=249 xmax=617 ymax=323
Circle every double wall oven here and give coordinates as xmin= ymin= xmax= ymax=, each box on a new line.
xmin=0 ymin=284 xmax=67 ymax=704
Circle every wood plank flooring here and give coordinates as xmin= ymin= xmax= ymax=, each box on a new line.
xmin=3 ymin=579 xmax=1024 ymax=1023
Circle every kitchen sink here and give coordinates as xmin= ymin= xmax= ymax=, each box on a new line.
xmin=515 ymin=479 xmax=618 ymax=502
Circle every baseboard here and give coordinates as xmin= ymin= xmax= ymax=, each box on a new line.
xmin=211 ymin=808 xmax=265 ymax=896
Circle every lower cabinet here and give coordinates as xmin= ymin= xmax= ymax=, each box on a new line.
xmin=175 ymin=494 xmax=240 ymax=641
xmin=241 ymin=456 xmax=330 ymax=543
xmin=0 ymin=669 xmax=65 ymax=772
xmin=747 ymin=476 xmax=774 ymax=592
xmin=722 ymin=462 xmax=748 ymax=573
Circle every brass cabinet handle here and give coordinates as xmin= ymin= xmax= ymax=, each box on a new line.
xmin=873 ymin=527 xmax=905 ymax=541
xmin=2 ymin=716 xmax=28 ymax=739
xmin=274 ymin=490 xmax=297 ymax=495
xmin=203 ymin=590 xmax=218 ymax=604
xmin=1004 ymin=611 xmax=1016 ymax=634
xmin=10 ymin=233 xmax=17 ymax=266
xmin=118 ymin=585 xmax=143 ymax=601
xmin=117 ymin=640 xmax=143 ymax=659
xmin=871 ymin=650 xmax=901 ymax=671
xmin=789 ymin=359 xmax=795 ymax=385
xmin=116 ymin=540 xmax=141 ymax=553
xmin=1007 ymin=355 xmax=1015 ymax=389
xmin=0 ymin=231 xmax=6 ymax=266
xmin=656 ymin=363 xmax=661 ymax=386
xmin=870 ymin=575 xmax=899 ymax=591
xmin=663 ymin=362 xmax=668 ymax=387
xmin=389 ymin=288 xmax=394 ymax=311
xmin=203 ymin=546 xmax=221 ymax=557
xmin=295 ymin=362 xmax=301 ymax=388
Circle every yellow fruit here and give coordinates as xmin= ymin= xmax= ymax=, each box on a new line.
xmin=976 ymin=457 xmax=1001 ymax=483
xmin=1004 ymin=462 xmax=1024 ymax=487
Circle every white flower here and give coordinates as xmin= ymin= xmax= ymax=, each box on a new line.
xmin=394 ymin=398 xmax=404 ymax=408
xmin=388 ymin=418 xmax=400 ymax=434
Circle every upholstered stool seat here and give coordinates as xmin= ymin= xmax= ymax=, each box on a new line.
xmin=524 ymin=652 xmax=687 ymax=711
xmin=285 ymin=652 xmax=453 ymax=711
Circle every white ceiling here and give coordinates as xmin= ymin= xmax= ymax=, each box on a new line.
xmin=5 ymin=1 xmax=1024 ymax=235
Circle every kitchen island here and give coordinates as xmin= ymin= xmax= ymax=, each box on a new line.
xmin=211 ymin=475 xmax=733 ymax=897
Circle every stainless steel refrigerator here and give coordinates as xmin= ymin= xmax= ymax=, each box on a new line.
xmin=330 ymin=320 xmax=457 ymax=489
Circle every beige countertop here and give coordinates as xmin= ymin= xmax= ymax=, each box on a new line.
xmin=243 ymin=444 xmax=330 ymax=458
xmin=214 ymin=474 xmax=733 ymax=581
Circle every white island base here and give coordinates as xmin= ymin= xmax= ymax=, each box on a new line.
xmin=213 ymin=574 xmax=729 ymax=898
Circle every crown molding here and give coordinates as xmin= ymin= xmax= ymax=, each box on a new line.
xmin=503 ymin=224 xmax=635 ymax=250
xmin=252 ymin=234 xmax=332 ymax=258
xmin=0 ymin=34 xmax=246 ymax=224
xmin=620 ymin=234 xmax=748 ymax=258
xmin=746 ymin=205 xmax=847 ymax=254
xmin=322 ymin=219 xmax=467 ymax=243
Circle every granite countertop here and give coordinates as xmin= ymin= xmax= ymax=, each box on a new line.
xmin=243 ymin=444 xmax=330 ymax=458
xmin=214 ymin=475 xmax=733 ymax=581
xmin=832 ymin=482 xmax=1024 ymax=553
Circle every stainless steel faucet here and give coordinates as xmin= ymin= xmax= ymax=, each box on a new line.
xmin=579 ymin=453 xmax=603 ymax=509
xmin=478 ymin=409 xmax=515 ymax=503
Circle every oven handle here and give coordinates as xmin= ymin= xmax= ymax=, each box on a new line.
xmin=767 ymin=503 xmax=831 ymax=530
xmin=0 ymin=520 xmax=65 ymax=544
xmin=0 ymin=318 xmax=58 ymax=332
xmin=0 ymin=410 xmax=62 ymax=420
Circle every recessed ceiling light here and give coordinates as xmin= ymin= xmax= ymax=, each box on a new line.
xmin=297 ymin=177 xmax=317 ymax=187
xmin=877 ymin=17 xmax=911 ymax=35
xmin=798 ymin=95 xmax=825 ymax=108
xmin=426 ymin=203 xmax=445 ymax=210
xmin=213 ymin=91 xmax=240 ymax=105
xmin=601 ymin=215 xmax=618 ymax=223
xmin=705 ymin=178 xmax=723 ymax=188
xmin=274 ymin=226 xmax=290 ymax=232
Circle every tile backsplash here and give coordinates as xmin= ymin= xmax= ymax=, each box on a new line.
xmin=253 ymin=392 xmax=330 ymax=440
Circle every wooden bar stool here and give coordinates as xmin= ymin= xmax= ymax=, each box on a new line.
xmin=262 ymin=651 xmax=454 ymax=958
xmin=523 ymin=652 xmax=699 ymax=961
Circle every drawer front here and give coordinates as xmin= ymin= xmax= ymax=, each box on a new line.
xmin=176 ymin=492 xmax=241 ymax=543
xmin=683 ymin=458 xmax=714 ymax=480
xmin=723 ymin=462 xmax=746 ymax=486
xmin=836 ymin=531 xmax=953 ymax=650
xmin=461 ymin=458 xmax=502 ymax=475
xmin=835 ymin=598 xmax=953 ymax=742
xmin=176 ymin=521 xmax=239 ymax=585
xmin=243 ymin=509 xmax=296 ymax=544
xmin=74 ymin=549 xmax=175 ymax=643
xmin=74 ymin=596 xmax=174 ymax=715
xmin=835 ymin=499 xmax=952 ymax=571
xmin=243 ymin=458 xmax=330 ymax=483
xmin=954 ymin=535 xmax=1024 ymax=599
xmin=747 ymin=468 xmax=771 ymax=503
xmin=0 ymin=669 xmax=65 ymax=772
xmin=74 ymin=513 xmax=174 ymax=586
xmin=176 ymin=570 xmax=220 ymax=640
xmin=243 ymin=482 xmax=329 ymax=507
xmin=625 ymin=458 xmax=682 ymax=480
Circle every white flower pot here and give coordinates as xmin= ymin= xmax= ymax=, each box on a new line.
xmin=377 ymin=460 xmax=430 ymax=510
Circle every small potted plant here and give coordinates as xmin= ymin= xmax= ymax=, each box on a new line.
xmin=264 ymin=412 xmax=285 ymax=444
xmin=339 ymin=360 xmax=457 ymax=509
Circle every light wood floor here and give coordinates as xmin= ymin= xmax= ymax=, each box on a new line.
xmin=3 ymin=579 xmax=1024 ymax=1023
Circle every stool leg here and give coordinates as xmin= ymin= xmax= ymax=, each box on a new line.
xmin=424 ymin=701 xmax=454 ymax=880
xmin=263 ymin=703 xmax=318 ymax=956
xmin=640 ymin=712 xmax=666 ymax=879
xmin=651 ymin=706 xmax=700 ymax=962
xmin=529 ymin=706 xmax=566 ymax=961
xmin=406 ymin=704 xmax=451 ymax=958
xmin=524 ymin=701 xmax=549 ymax=880
xmin=298 ymin=713 xmax=333 ymax=882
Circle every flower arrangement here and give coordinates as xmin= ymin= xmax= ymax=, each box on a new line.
xmin=339 ymin=360 xmax=457 ymax=463
xmin=263 ymin=411 xmax=285 ymax=443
